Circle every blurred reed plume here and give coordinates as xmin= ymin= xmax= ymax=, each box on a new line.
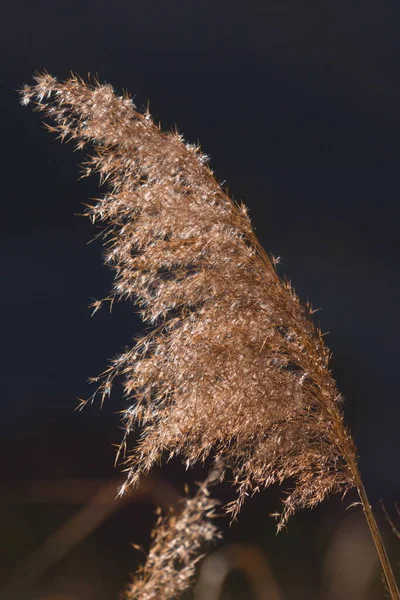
xmin=21 ymin=73 xmax=399 ymax=599
xmin=123 ymin=484 xmax=220 ymax=600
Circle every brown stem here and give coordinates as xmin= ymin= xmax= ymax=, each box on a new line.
xmin=328 ymin=406 xmax=399 ymax=599
xmin=355 ymin=478 xmax=399 ymax=600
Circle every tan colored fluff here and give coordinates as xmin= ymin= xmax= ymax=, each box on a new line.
xmin=22 ymin=73 xmax=362 ymax=598
xmin=123 ymin=485 xmax=220 ymax=600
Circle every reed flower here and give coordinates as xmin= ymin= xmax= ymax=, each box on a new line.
xmin=21 ymin=73 xmax=399 ymax=599
xmin=123 ymin=484 xmax=220 ymax=600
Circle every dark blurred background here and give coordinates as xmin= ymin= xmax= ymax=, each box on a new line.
xmin=1 ymin=1 xmax=400 ymax=598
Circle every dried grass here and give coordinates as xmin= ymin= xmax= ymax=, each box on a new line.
xmin=21 ymin=73 xmax=399 ymax=599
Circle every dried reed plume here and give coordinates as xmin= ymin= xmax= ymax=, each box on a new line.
xmin=21 ymin=73 xmax=399 ymax=599
xmin=123 ymin=485 xmax=220 ymax=600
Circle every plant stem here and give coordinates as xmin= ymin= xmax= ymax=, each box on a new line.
xmin=329 ymin=405 xmax=399 ymax=599
xmin=352 ymin=469 xmax=399 ymax=598
xmin=355 ymin=478 xmax=399 ymax=599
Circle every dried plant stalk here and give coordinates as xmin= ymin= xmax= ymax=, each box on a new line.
xmin=21 ymin=73 xmax=399 ymax=599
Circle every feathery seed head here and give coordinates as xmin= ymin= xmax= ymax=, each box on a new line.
xmin=123 ymin=485 xmax=221 ymax=600
xmin=21 ymin=73 xmax=357 ymax=529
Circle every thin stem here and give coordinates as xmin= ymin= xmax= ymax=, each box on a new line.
xmin=355 ymin=478 xmax=399 ymax=600
xmin=328 ymin=406 xmax=399 ymax=599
